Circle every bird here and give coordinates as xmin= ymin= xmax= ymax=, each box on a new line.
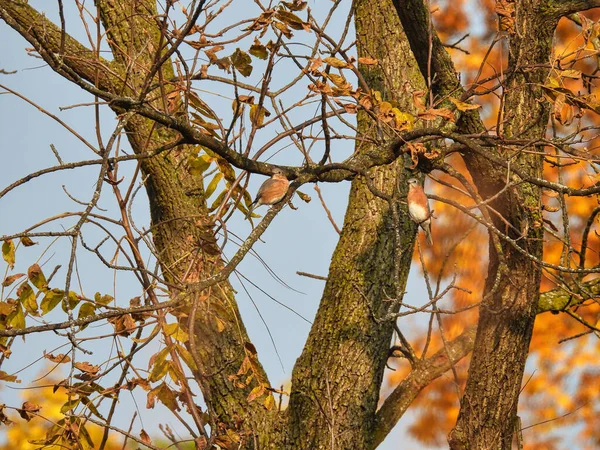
xmin=407 ymin=177 xmax=433 ymax=245
xmin=246 ymin=169 xmax=289 ymax=218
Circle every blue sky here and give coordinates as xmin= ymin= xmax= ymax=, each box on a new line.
xmin=0 ymin=2 xmax=447 ymax=448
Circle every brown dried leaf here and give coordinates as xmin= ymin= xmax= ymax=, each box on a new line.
xmin=2 ymin=273 xmax=25 ymax=287
xmin=18 ymin=401 xmax=40 ymax=421
xmin=74 ymin=362 xmax=100 ymax=375
xmin=140 ymin=429 xmax=151 ymax=445
xmin=358 ymin=57 xmax=378 ymax=65
xmin=20 ymin=236 xmax=37 ymax=247
xmin=44 ymin=352 xmax=71 ymax=364
xmin=418 ymin=107 xmax=456 ymax=122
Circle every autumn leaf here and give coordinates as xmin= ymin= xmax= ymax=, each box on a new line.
xmin=40 ymin=288 xmax=64 ymax=315
xmin=358 ymin=57 xmax=378 ymax=65
xmin=249 ymin=39 xmax=269 ymax=59
xmin=323 ymin=56 xmax=348 ymax=69
xmin=264 ymin=394 xmax=275 ymax=410
xmin=2 ymin=273 xmax=25 ymax=287
xmin=140 ymin=429 xmax=151 ymax=445
xmin=231 ymin=48 xmax=253 ymax=77
xmin=19 ymin=236 xmax=36 ymax=247
xmin=44 ymin=352 xmax=72 ymax=364
xmin=418 ymin=107 xmax=456 ymax=122
xmin=249 ymin=104 xmax=271 ymax=127
xmin=74 ymin=362 xmax=100 ymax=375
xmin=0 ymin=370 xmax=19 ymax=383
xmin=27 ymin=264 xmax=47 ymax=291
xmin=2 ymin=240 xmax=15 ymax=269
xmin=247 ymin=384 xmax=266 ymax=402
xmin=18 ymin=401 xmax=41 ymax=421
xmin=449 ymin=97 xmax=481 ymax=111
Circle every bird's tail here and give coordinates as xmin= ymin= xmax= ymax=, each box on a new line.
xmin=422 ymin=221 xmax=433 ymax=245
xmin=245 ymin=201 xmax=257 ymax=220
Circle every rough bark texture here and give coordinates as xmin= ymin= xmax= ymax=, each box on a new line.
xmin=448 ymin=2 xmax=556 ymax=449
xmin=2 ymin=0 xmax=587 ymax=448
xmin=0 ymin=0 xmax=273 ymax=440
xmin=392 ymin=0 xmax=560 ymax=448
xmin=95 ymin=1 xmax=275 ymax=441
xmin=285 ymin=1 xmax=425 ymax=448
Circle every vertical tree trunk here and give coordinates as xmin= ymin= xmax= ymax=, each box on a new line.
xmin=449 ymin=3 xmax=557 ymax=448
xmin=285 ymin=1 xmax=425 ymax=448
xmin=95 ymin=1 xmax=275 ymax=441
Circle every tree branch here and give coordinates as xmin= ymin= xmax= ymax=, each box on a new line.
xmin=0 ymin=0 xmax=116 ymax=91
xmin=547 ymin=0 xmax=600 ymax=17
xmin=371 ymin=277 xmax=600 ymax=446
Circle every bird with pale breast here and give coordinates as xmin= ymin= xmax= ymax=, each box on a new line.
xmin=407 ymin=178 xmax=433 ymax=245
xmin=246 ymin=169 xmax=290 ymax=218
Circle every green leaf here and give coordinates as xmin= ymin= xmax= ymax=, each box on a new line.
xmin=78 ymin=303 xmax=96 ymax=321
xmin=62 ymin=291 xmax=81 ymax=312
xmin=249 ymin=42 xmax=268 ymax=60
xmin=60 ymin=398 xmax=81 ymax=414
xmin=175 ymin=344 xmax=197 ymax=371
xmin=188 ymin=154 xmax=212 ymax=176
xmin=78 ymin=423 xmax=95 ymax=450
xmin=148 ymin=346 xmax=171 ymax=382
xmin=80 ymin=396 xmax=105 ymax=420
xmin=2 ymin=240 xmax=15 ymax=269
xmin=40 ymin=289 xmax=64 ymax=315
xmin=249 ymin=104 xmax=271 ymax=127
xmin=209 ymin=190 xmax=228 ymax=213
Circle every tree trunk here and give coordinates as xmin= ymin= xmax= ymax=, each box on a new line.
xmin=448 ymin=2 xmax=557 ymax=448
xmin=285 ymin=1 xmax=425 ymax=448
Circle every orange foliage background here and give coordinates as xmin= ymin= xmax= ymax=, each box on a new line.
xmin=387 ymin=2 xmax=600 ymax=448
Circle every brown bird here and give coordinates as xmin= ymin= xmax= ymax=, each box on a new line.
xmin=247 ymin=169 xmax=289 ymax=218
xmin=407 ymin=178 xmax=433 ymax=245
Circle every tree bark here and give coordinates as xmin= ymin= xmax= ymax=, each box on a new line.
xmin=448 ymin=2 xmax=557 ymax=448
xmin=285 ymin=1 xmax=425 ymax=448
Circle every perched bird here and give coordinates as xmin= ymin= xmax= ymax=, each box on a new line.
xmin=407 ymin=178 xmax=433 ymax=245
xmin=246 ymin=169 xmax=290 ymax=218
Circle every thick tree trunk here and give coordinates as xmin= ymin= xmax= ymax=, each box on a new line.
xmin=95 ymin=2 xmax=276 ymax=442
xmin=390 ymin=0 xmax=560 ymax=447
xmin=4 ymin=0 xmax=581 ymax=448
xmin=448 ymin=3 xmax=556 ymax=448
xmin=285 ymin=1 xmax=425 ymax=448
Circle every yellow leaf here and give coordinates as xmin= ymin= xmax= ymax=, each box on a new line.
xmin=264 ymin=394 xmax=275 ymax=410
xmin=2 ymin=240 xmax=15 ymax=269
xmin=205 ymin=172 xmax=223 ymax=198
xmin=449 ymin=97 xmax=481 ymax=111
xmin=249 ymin=104 xmax=271 ymax=127
xmin=358 ymin=57 xmax=378 ymax=65
xmin=323 ymin=57 xmax=348 ymax=68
